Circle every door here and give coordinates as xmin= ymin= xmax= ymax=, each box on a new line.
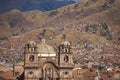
xmin=43 ymin=63 xmax=59 ymax=80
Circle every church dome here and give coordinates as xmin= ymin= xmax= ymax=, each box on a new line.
xmin=37 ymin=39 xmax=56 ymax=57
xmin=61 ymin=40 xmax=71 ymax=46
xmin=28 ymin=41 xmax=37 ymax=46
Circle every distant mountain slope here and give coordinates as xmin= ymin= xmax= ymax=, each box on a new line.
xmin=44 ymin=0 xmax=120 ymax=43
xmin=0 ymin=8 xmax=51 ymax=40
xmin=46 ymin=0 xmax=120 ymax=26
xmin=0 ymin=0 xmax=75 ymax=13
xmin=0 ymin=0 xmax=120 ymax=44
xmin=0 ymin=0 xmax=120 ymax=56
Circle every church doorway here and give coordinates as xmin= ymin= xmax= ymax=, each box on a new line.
xmin=42 ymin=63 xmax=59 ymax=80
xmin=46 ymin=77 xmax=51 ymax=80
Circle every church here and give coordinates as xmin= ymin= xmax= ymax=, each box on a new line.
xmin=13 ymin=38 xmax=74 ymax=80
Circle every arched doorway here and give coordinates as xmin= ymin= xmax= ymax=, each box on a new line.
xmin=42 ymin=63 xmax=59 ymax=80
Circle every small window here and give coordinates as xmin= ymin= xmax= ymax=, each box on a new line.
xmin=29 ymin=55 xmax=34 ymax=62
xmin=64 ymin=71 xmax=68 ymax=75
xmin=31 ymin=48 xmax=34 ymax=52
xmin=64 ymin=55 xmax=69 ymax=62
xmin=29 ymin=71 xmax=33 ymax=75
xmin=64 ymin=48 xmax=69 ymax=53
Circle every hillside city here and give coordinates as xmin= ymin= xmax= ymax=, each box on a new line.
xmin=0 ymin=0 xmax=120 ymax=80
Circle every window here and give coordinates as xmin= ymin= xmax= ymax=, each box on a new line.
xmin=29 ymin=71 xmax=33 ymax=75
xmin=64 ymin=72 xmax=68 ymax=75
xmin=64 ymin=55 xmax=69 ymax=62
xmin=29 ymin=55 xmax=34 ymax=62
xmin=64 ymin=48 xmax=69 ymax=53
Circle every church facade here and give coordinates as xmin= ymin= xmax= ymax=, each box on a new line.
xmin=13 ymin=39 xmax=74 ymax=80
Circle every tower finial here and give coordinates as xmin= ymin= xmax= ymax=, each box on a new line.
xmin=42 ymin=28 xmax=46 ymax=38
xmin=62 ymin=34 xmax=66 ymax=41
xmin=39 ymin=29 xmax=46 ymax=44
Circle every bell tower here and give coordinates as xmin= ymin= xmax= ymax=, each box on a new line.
xmin=24 ymin=41 xmax=40 ymax=80
xmin=58 ymin=35 xmax=74 ymax=80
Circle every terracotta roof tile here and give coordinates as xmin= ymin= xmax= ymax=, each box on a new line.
xmin=0 ymin=70 xmax=14 ymax=80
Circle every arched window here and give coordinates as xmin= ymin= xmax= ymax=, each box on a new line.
xmin=29 ymin=55 xmax=34 ymax=62
xmin=29 ymin=71 xmax=33 ymax=75
xmin=64 ymin=55 xmax=69 ymax=62
xmin=64 ymin=48 xmax=69 ymax=53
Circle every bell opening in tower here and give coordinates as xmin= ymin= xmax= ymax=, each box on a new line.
xmin=29 ymin=55 xmax=34 ymax=62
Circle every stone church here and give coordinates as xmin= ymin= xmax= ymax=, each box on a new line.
xmin=13 ymin=38 xmax=74 ymax=80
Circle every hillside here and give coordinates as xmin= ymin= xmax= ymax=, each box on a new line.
xmin=0 ymin=0 xmax=120 ymax=57
xmin=0 ymin=9 xmax=49 ymax=39
xmin=44 ymin=0 xmax=120 ymax=44
xmin=45 ymin=0 xmax=120 ymax=26
xmin=0 ymin=10 xmax=37 ymax=39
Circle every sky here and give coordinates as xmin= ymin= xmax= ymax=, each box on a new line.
xmin=73 ymin=0 xmax=81 ymax=2
xmin=57 ymin=0 xmax=81 ymax=2
xmin=0 ymin=0 xmax=81 ymax=13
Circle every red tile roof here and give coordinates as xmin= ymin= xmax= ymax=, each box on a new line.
xmin=0 ymin=70 xmax=14 ymax=80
